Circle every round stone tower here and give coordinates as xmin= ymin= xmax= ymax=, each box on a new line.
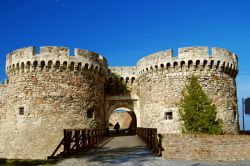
xmin=136 ymin=47 xmax=239 ymax=134
xmin=0 ymin=46 xmax=108 ymax=159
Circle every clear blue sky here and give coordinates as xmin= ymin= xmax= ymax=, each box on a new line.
xmin=0 ymin=0 xmax=250 ymax=129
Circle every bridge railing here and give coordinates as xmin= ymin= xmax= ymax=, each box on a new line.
xmin=48 ymin=128 xmax=109 ymax=159
xmin=136 ymin=127 xmax=162 ymax=155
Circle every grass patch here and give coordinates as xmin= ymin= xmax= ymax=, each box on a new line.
xmin=0 ymin=158 xmax=58 ymax=166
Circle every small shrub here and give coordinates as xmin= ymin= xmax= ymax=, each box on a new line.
xmin=107 ymin=73 xmax=131 ymax=95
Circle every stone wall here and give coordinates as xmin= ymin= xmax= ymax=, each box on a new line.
xmin=0 ymin=46 xmax=108 ymax=159
xmin=161 ymin=134 xmax=250 ymax=161
xmin=136 ymin=47 xmax=238 ymax=134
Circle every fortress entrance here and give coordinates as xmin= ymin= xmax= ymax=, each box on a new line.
xmin=109 ymin=107 xmax=137 ymax=135
xmin=106 ymin=95 xmax=139 ymax=135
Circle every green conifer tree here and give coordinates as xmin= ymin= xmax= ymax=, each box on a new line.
xmin=179 ymin=75 xmax=223 ymax=134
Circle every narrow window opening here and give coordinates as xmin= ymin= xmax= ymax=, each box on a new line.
xmin=19 ymin=107 xmax=24 ymax=115
xmin=87 ymin=109 xmax=94 ymax=119
xmin=233 ymin=111 xmax=237 ymax=120
xmin=165 ymin=111 xmax=173 ymax=120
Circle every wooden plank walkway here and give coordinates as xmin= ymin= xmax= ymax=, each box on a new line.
xmin=54 ymin=135 xmax=158 ymax=165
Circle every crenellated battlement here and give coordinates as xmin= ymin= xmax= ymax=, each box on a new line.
xmin=109 ymin=66 xmax=136 ymax=84
xmin=136 ymin=47 xmax=238 ymax=78
xmin=6 ymin=46 xmax=109 ymax=76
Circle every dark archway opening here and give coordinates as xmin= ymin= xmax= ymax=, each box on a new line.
xmin=108 ymin=107 xmax=137 ymax=136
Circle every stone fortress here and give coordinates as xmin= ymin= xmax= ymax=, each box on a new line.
xmin=0 ymin=46 xmax=238 ymax=159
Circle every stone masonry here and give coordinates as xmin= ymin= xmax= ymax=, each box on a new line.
xmin=0 ymin=46 xmax=239 ymax=159
xmin=161 ymin=134 xmax=250 ymax=161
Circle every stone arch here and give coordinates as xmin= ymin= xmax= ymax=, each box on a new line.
xmin=221 ymin=61 xmax=226 ymax=71
xmin=16 ymin=63 xmax=20 ymax=73
xmin=107 ymin=100 xmax=138 ymax=134
xmin=173 ymin=62 xmax=178 ymax=71
xmin=106 ymin=96 xmax=140 ymax=134
xmin=180 ymin=61 xmax=185 ymax=70
xmin=26 ymin=61 xmax=31 ymax=72
xmin=109 ymin=107 xmax=137 ymax=134
xmin=47 ymin=60 xmax=53 ymax=71
xmin=40 ymin=61 xmax=45 ymax=71
xmin=77 ymin=62 xmax=82 ymax=71
xmin=95 ymin=66 xmax=99 ymax=73
xmin=166 ymin=63 xmax=171 ymax=70
xmin=225 ymin=62 xmax=230 ymax=74
xmin=126 ymin=77 xmax=129 ymax=83
xmin=216 ymin=61 xmax=220 ymax=70
xmin=70 ymin=62 xmax=75 ymax=71
xmin=131 ymin=77 xmax=135 ymax=83
xmin=150 ymin=66 xmax=153 ymax=71
xmin=203 ymin=60 xmax=208 ymax=70
xmin=188 ymin=60 xmax=193 ymax=70
xmin=229 ymin=64 xmax=233 ymax=75
xmin=63 ymin=61 xmax=68 ymax=70
xmin=210 ymin=60 xmax=214 ymax=70
xmin=33 ymin=61 xmax=38 ymax=71
xmin=21 ymin=62 xmax=25 ymax=72
xmin=195 ymin=60 xmax=200 ymax=70
xmin=84 ymin=63 xmax=89 ymax=69
xmin=55 ymin=61 xmax=60 ymax=70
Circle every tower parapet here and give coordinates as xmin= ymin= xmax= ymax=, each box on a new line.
xmin=136 ymin=47 xmax=238 ymax=78
xmin=6 ymin=46 xmax=108 ymax=76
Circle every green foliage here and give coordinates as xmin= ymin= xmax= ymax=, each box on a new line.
xmin=179 ymin=75 xmax=223 ymax=134
xmin=0 ymin=158 xmax=57 ymax=165
xmin=107 ymin=73 xmax=131 ymax=95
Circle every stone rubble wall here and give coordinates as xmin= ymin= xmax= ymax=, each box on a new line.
xmin=0 ymin=46 xmax=108 ymax=159
xmin=0 ymin=83 xmax=8 ymax=122
xmin=136 ymin=47 xmax=238 ymax=134
xmin=161 ymin=134 xmax=250 ymax=161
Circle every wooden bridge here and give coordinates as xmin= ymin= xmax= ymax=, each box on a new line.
xmin=48 ymin=127 xmax=162 ymax=160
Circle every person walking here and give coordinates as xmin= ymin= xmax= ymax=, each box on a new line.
xmin=114 ymin=122 xmax=120 ymax=135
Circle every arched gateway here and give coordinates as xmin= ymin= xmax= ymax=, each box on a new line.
xmin=106 ymin=95 xmax=139 ymax=133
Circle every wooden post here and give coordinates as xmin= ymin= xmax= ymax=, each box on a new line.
xmin=75 ymin=130 xmax=80 ymax=150
xmin=63 ymin=130 xmax=72 ymax=156
xmin=152 ymin=129 xmax=156 ymax=153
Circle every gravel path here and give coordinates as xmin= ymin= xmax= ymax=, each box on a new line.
xmin=54 ymin=135 xmax=250 ymax=166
